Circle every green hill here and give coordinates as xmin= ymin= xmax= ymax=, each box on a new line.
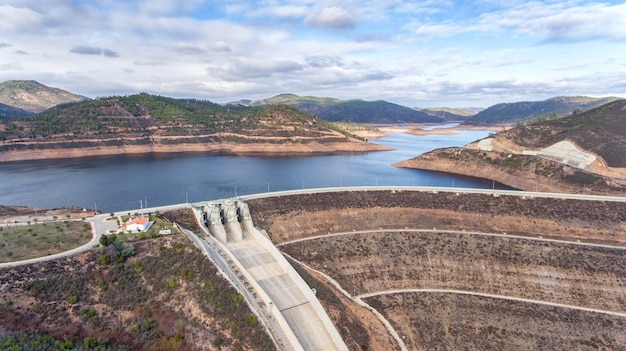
xmin=234 ymin=94 xmax=443 ymax=124
xmin=418 ymin=107 xmax=475 ymax=121
xmin=396 ymin=99 xmax=626 ymax=195
xmin=8 ymin=93 xmax=344 ymax=137
xmin=463 ymin=96 xmax=621 ymax=125
xmin=0 ymin=93 xmax=366 ymax=146
xmin=500 ymin=99 xmax=626 ymax=167
xmin=0 ymin=80 xmax=88 ymax=114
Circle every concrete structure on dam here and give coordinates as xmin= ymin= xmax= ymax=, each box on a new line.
xmin=192 ymin=199 xmax=348 ymax=351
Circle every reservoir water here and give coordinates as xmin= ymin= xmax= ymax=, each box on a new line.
xmin=0 ymin=127 xmax=507 ymax=212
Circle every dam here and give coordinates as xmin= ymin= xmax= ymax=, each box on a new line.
xmin=193 ymin=199 xmax=348 ymax=351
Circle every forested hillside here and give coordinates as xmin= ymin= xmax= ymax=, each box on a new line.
xmin=235 ymin=93 xmax=443 ymax=123
xmin=500 ymin=99 xmax=626 ymax=167
xmin=0 ymin=93 xmax=359 ymax=140
xmin=0 ymin=103 xmax=33 ymax=119
xmin=0 ymin=93 xmax=390 ymax=162
xmin=463 ymin=96 xmax=621 ymax=125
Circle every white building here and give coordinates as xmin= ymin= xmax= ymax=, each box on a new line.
xmin=125 ymin=217 xmax=150 ymax=232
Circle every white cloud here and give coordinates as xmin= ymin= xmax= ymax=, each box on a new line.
xmin=0 ymin=4 xmax=43 ymax=32
xmin=304 ymin=6 xmax=357 ymax=29
xmin=250 ymin=5 xmax=309 ymax=19
xmin=478 ymin=2 xmax=626 ymax=42
xmin=209 ymin=59 xmax=304 ymax=81
xmin=69 ymin=46 xmax=119 ymax=57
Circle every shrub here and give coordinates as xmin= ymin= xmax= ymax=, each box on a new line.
xmin=97 ymin=278 xmax=107 ymax=290
xmin=212 ymin=336 xmax=224 ymax=347
xmin=246 ymin=314 xmax=258 ymax=326
xmin=67 ymin=295 xmax=78 ymax=304
xmin=98 ymin=254 xmax=110 ymax=266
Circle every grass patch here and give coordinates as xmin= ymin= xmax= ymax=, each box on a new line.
xmin=0 ymin=221 xmax=92 ymax=263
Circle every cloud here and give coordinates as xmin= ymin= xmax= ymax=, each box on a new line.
xmin=138 ymin=0 xmax=205 ymax=16
xmin=103 ymin=49 xmax=119 ymax=57
xmin=250 ymin=5 xmax=309 ymax=20
xmin=210 ymin=41 xmax=232 ymax=52
xmin=70 ymin=46 xmax=102 ymax=55
xmin=305 ymin=6 xmax=357 ymax=29
xmin=478 ymin=2 xmax=626 ymax=43
xmin=414 ymin=23 xmax=463 ymax=38
xmin=210 ymin=59 xmax=304 ymax=81
xmin=3 ymin=0 xmax=623 ymax=108
xmin=305 ymin=56 xmax=345 ymax=68
xmin=0 ymin=4 xmax=43 ymax=32
xmin=170 ymin=44 xmax=207 ymax=55
xmin=70 ymin=46 xmax=119 ymax=57
xmin=133 ymin=59 xmax=167 ymax=66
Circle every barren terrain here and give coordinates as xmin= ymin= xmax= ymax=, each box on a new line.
xmin=247 ymin=189 xmax=626 ymax=350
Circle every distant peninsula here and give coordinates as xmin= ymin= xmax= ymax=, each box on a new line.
xmin=396 ymin=100 xmax=626 ymax=195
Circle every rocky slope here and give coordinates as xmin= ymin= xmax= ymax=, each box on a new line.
xmin=0 ymin=80 xmax=87 ymax=114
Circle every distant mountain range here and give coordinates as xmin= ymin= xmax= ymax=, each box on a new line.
xmin=0 ymin=80 xmax=87 ymax=115
xmin=229 ymin=93 xmax=443 ymax=124
xmin=463 ymin=96 xmax=621 ymax=125
xmin=0 ymin=80 xmax=623 ymax=127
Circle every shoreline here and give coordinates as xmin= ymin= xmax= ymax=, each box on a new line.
xmin=377 ymin=122 xmax=512 ymax=136
xmin=0 ymin=140 xmax=392 ymax=163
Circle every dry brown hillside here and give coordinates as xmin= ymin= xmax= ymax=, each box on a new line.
xmin=248 ymin=189 xmax=626 ymax=351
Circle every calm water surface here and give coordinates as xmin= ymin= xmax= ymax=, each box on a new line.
xmin=0 ymin=127 xmax=506 ymax=212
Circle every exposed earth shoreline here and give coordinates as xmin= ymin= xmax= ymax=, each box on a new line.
xmin=0 ymin=122 xmax=498 ymax=163
xmin=0 ymin=138 xmax=392 ymax=163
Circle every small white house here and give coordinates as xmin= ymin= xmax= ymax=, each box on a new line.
xmin=125 ymin=217 xmax=151 ymax=232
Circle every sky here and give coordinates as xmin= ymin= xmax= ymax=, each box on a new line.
xmin=1 ymin=0 xmax=625 ymax=108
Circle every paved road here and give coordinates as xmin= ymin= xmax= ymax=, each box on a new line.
xmin=278 ymin=227 xmax=626 ymax=351
xmin=278 ymin=228 xmax=626 ymax=250
xmin=0 ymin=204 xmax=191 ymax=269
xmin=242 ymin=185 xmax=626 ymax=203
xmin=5 ymin=186 xmax=622 ymax=269
xmin=0 ymin=214 xmax=108 ymax=269
xmin=357 ymin=289 xmax=626 ymax=317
